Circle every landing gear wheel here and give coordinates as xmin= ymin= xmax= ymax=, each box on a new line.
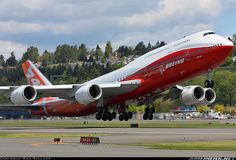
xmin=204 ymin=80 xmax=211 ymax=88
xmin=119 ymin=114 xmax=124 ymax=121
xmin=102 ymin=116 xmax=108 ymax=121
xmin=204 ymin=80 xmax=215 ymax=88
xmin=124 ymin=116 xmax=129 ymax=121
xmin=150 ymin=107 xmax=155 ymax=114
xmin=122 ymin=112 xmax=127 ymax=121
xmin=127 ymin=112 xmax=133 ymax=119
xmin=209 ymin=80 xmax=214 ymax=88
xmin=143 ymin=113 xmax=148 ymax=120
xmin=111 ymin=112 xmax=116 ymax=119
xmin=102 ymin=111 xmax=109 ymax=121
xmin=148 ymin=114 xmax=154 ymax=120
xmin=108 ymin=114 xmax=113 ymax=121
xmin=145 ymin=107 xmax=150 ymax=113
xmin=96 ymin=113 xmax=102 ymax=120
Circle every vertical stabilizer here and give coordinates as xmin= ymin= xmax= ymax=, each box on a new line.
xmin=22 ymin=60 xmax=52 ymax=86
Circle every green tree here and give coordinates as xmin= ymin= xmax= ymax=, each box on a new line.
xmin=137 ymin=105 xmax=146 ymax=113
xmin=39 ymin=50 xmax=54 ymax=66
xmin=0 ymin=77 xmax=11 ymax=85
xmin=127 ymin=105 xmax=137 ymax=113
xmin=213 ymin=104 xmax=224 ymax=113
xmin=111 ymin=63 xmax=124 ymax=71
xmin=94 ymin=45 xmax=103 ymax=61
xmin=0 ymin=55 xmax=5 ymax=66
xmin=0 ymin=94 xmax=8 ymax=103
xmin=117 ymin=46 xmax=134 ymax=57
xmin=54 ymin=44 xmax=77 ymax=63
xmin=232 ymin=34 xmax=236 ymax=57
xmin=78 ymin=44 xmax=88 ymax=61
xmin=73 ymin=64 xmax=80 ymax=77
xmin=6 ymin=52 xmax=17 ymax=66
xmin=134 ymin=41 xmax=146 ymax=55
xmin=221 ymin=57 xmax=233 ymax=67
xmin=197 ymin=105 xmax=210 ymax=113
xmin=21 ymin=46 xmax=39 ymax=63
xmin=213 ymin=70 xmax=236 ymax=105
xmin=104 ymin=41 xmax=112 ymax=59
xmin=152 ymin=41 xmax=166 ymax=50
xmin=153 ymin=98 xmax=174 ymax=113
xmin=146 ymin=43 xmax=152 ymax=52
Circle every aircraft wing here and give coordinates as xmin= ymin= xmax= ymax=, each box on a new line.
xmin=33 ymin=84 xmax=77 ymax=99
xmin=0 ymin=85 xmax=77 ymax=100
xmin=161 ymin=85 xmax=183 ymax=100
xmin=0 ymin=104 xmax=42 ymax=110
xmin=0 ymin=79 xmax=142 ymax=100
xmin=0 ymin=86 xmax=12 ymax=94
xmin=35 ymin=79 xmax=142 ymax=99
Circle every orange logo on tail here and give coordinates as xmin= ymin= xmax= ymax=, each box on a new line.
xmin=22 ymin=61 xmax=45 ymax=86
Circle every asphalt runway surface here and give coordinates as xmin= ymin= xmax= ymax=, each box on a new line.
xmin=0 ymin=126 xmax=236 ymax=157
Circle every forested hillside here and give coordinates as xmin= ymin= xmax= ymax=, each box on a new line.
xmin=0 ymin=35 xmax=236 ymax=111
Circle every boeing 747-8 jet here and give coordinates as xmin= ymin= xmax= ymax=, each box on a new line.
xmin=0 ymin=30 xmax=233 ymax=121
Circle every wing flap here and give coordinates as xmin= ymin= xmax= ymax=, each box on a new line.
xmin=33 ymin=84 xmax=78 ymax=99
xmin=99 ymin=79 xmax=143 ymax=97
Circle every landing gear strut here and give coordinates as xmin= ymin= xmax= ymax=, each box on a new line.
xmin=204 ymin=69 xmax=214 ymax=88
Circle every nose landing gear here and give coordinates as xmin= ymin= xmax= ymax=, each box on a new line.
xmin=204 ymin=80 xmax=214 ymax=88
xmin=204 ymin=69 xmax=215 ymax=88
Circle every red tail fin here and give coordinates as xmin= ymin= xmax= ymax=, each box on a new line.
xmin=22 ymin=60 xmax=52 ymax=86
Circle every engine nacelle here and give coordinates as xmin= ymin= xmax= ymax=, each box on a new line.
xmin=197 ymin=88 xmax=216 ymax=105
xmin=10 ymin=85 xmax=37 ymax=104
xmin=180 ymin=85 xmax=205 ymax=105
xmin=75 ymin=84 xmax=102 ymax=105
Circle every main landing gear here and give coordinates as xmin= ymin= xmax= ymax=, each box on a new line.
xmin=96 ymin=107 xmax=116 ymax=121
xmin=119 ymin=111 xmax=133 ymax=121
xmin=95 ymin=103 xmax=133 ymax=121
xmin=118 ymin=102 xmax=133 ymax=121
xmin=143 ymin=107 xmax=155 ymax=120
xmin=143 ymin=98 xmax=155 ymax=120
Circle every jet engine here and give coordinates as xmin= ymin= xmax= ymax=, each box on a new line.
xmin=10 ymin=85 xmax=37 ymax=104
xmin=75 ymin=84 xmax=102 ymax=105
xmin=197 ymin=88 xmax=216 ymax=105
xmin=180 ymin=85 xmax=205 ymax=105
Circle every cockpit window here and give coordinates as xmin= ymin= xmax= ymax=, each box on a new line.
xmin=203 ymin=32 xmax=215 ymax=36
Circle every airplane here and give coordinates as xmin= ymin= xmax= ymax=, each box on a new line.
xmin=0 ymin=30 xmax=233 ymax=121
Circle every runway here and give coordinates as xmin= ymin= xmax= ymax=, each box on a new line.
xmin=0 ymin=127 xmax=236 ymax=157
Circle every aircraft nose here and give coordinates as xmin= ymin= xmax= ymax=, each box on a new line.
xmin=223 ymin=37 xmax=234 ymax=47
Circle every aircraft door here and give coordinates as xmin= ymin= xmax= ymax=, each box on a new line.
xmin=185 ymin=49 xmax=190 ymax=61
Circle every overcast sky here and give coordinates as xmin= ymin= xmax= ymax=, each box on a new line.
xmin=0 ymin=0 xmax=235 ymax=59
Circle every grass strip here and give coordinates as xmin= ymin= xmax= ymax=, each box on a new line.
xmin=0 ymin=132 xmax=109 ymax=138
xmin=0 ymin=120 xmax=235 ymax=128
xmin=130 ymin=141 xmax=236 ymax=151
